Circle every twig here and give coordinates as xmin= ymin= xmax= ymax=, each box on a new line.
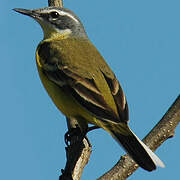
xmin=48 ymin=0 xmax=63 ymax=7
xmin=59 ymin=117 xmax=92 ymax=180
xmin=98 ymin=95 xmax=180 ymax=180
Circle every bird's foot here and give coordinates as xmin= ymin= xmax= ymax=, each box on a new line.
xmin=64 ymin=126 xmax=82 ymax=146
xmin=64 ymin=125 xmax=100 ymax=146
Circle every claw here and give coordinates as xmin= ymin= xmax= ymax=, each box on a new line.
xmin=64 ymin=131 xmax=70 ymax=146
xmin=64 ymin=126 xmax=82 ymax=146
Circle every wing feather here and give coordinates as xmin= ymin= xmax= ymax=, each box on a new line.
xmin=101 ymin=71 xmax=129 ymax=122
xmin=38 ymin=39 xmax=128 ymax=123
xmin=42 ymin=66 xmax=119 ymax=121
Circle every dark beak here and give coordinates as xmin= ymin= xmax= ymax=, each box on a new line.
xmin=13 ymin=8 xmax=40 ymax=19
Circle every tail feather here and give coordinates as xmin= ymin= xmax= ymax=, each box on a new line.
xmin=111 ymin=128 xmax=165 ymax=171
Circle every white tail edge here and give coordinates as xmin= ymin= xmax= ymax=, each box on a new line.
xmin=131 ymin=130 xmax=165 ymax=168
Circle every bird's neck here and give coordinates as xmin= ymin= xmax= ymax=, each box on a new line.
xmin=43 ymin=29 xmax=72 ymax=40
xmin=38 ymin=20 xmax=72 ymax=40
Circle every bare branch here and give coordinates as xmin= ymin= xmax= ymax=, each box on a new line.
xmin=59 ymin=118 xmax=92 ymax=180
xmin=98 ymin=95 xmax=180 ymax=180
xmin=48 ymin=0 xmax=63 ymax=7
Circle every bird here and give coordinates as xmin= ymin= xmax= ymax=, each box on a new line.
xmin=13 ymin=6 xmax=165 ymax=171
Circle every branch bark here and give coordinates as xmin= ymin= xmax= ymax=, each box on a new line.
xmin=98 ymin=95 xmax=180 ymax=180
xmin=59 ymin=118 xmax=92 ymax=180
xmin=47 ymin=1 xmax=180 ymax=180
xmin=48 ymin=0 xmax=63 ymax=7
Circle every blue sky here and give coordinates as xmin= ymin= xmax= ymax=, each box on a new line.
xmin=1 ymin=0 xmax=180 ymax=179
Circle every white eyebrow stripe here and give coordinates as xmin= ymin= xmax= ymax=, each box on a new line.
xmin=59 ymin=11 xmax=79 ymax=23
xmin=49 ymin=10 xmax=79 ymax=23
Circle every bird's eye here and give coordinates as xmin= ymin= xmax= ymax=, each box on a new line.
xmin=50 ymin=11 xmax=59 ymax=19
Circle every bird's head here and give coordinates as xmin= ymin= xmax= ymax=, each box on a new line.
xmin=13 ymin=7 xmax=87 ymax=39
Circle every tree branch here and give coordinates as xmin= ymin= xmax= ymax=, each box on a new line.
xmin=98 ymin=95 xmax=180 ymax=180
xmin=59 ymin=117 xmax=92 ymax=180
xmin=48 ymin=0 xmax=63 ymax=7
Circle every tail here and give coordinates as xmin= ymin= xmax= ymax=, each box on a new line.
xmin=111 ymin=126 xmax=165 ymax=171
